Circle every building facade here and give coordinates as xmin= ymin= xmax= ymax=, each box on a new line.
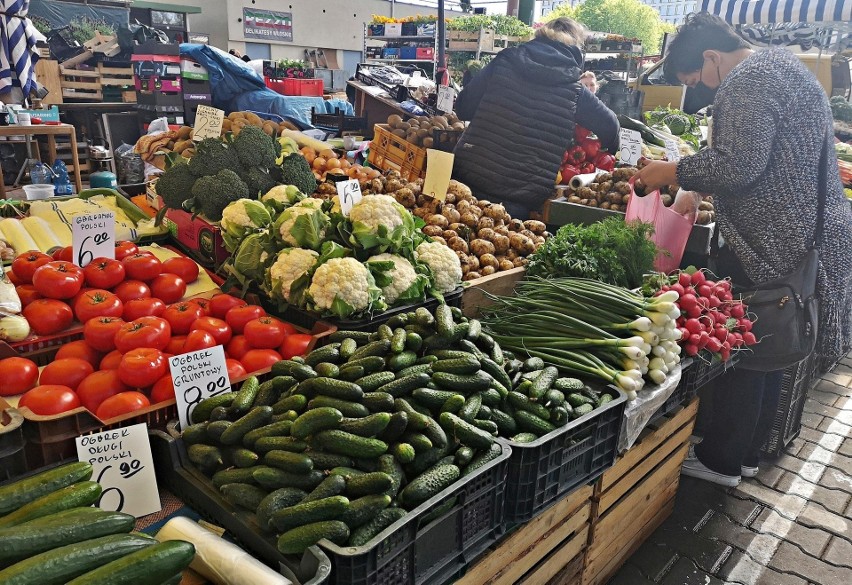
xmin=642 ymin=0 xmax=698 ymax=25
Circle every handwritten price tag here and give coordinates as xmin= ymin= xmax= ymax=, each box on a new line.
xmin=192 ymin=105 xmax=225 ymax=141
xmin=75 ymin=423 xmax=160 ymax=518
xmin=171 ymin=345 xmax=230 ymax=430
xmin=664 ymin=138 xmax=681 ymax=162
xmin=72 ymin=211 xmax=114 ymax=267
xmin=436 ymin=85 xmax=455 ymax=114
xmin=618 ymin=128 xmax=643 ymax=166
xmin=336 ymin=179 xmax=363 ymax=216
xmin=423 ymin=149 xmax=455 ymax=202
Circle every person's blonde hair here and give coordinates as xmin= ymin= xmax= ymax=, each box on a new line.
xmin=535 ymin=17 xmax=587 ymax=47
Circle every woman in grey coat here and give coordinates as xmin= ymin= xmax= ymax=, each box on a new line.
xmin=637 ymin=13 xmax=852 ymax=487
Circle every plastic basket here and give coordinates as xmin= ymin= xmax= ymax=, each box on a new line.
xmin=762 ymin=353 xmax=816 ymax=457
xmin=500 ymin=386 xmax=627 ymax=526
xmin=678 ymin=350 xmax=741 ymax=395
xmin=647 ymin=357 xmax=699 ymax=423
xmin=0 ymin=408 xmax=28 ymax=484
xmin=431 ymin=128 xmax=464 ymax=153
xmin=368 ymin=124 xmax=427 ymax=182
xmin=0 ymin=326 xmax=85 ymax=367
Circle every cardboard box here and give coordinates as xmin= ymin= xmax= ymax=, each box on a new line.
xmin=132 ymin=54 xmax=181 ymax=77
xmin=136 ymin=90 xmax=184 ymax=107
xmin=163 ymin=204 xmax=229 ymax=267
xmin=134 ymin=76 xmax=182 ymax=92
xmin=180 ymin=58 xmax=208 ymax=80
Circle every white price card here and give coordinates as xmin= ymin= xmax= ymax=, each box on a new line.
xmin=75 ymin=423 xmax=161 ymax=518
xmin=72 ymin=211 xmax=115 ymax=267
xmin=423 ymin=149 xmax=455 ymax=202
xmin=618 ymin=128 xmax=643 ymax=166
xmin=436 ymin=85 xmax=455 ymax=114
xmin=192 ymin=105 xmax=225 ymax=141
xmin=336 ymin=179 xmax=363 ymax=216
xmin=170 ymin=345 xmax=230 ymax=430
xmin=664 ymin=138 xmax=681 ymax=162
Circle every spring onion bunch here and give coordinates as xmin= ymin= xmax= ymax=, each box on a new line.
xmin=481 ymin=277 xmax=682 ymax=399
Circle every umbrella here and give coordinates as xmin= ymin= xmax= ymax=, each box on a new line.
xmin=0 ymin=0 xmax=44 ymax=97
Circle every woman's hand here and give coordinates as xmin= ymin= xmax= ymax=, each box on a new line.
xmin=635 ymin=160 xmax=678 ymax=191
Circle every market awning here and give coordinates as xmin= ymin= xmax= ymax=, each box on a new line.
xmin=0 ymin=0 xmax=43 ymax=96
xmin=700 ymin=0 xmax=851 ymax=25
xmin=130 ymin=1 xmax=202 ymax=14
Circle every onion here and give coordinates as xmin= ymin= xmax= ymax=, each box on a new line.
xmin=0 ymin=315 xmax=30 ymax=342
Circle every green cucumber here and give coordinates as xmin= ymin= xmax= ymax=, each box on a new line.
xmin=432 ymin=355 xmax=480 ymax=375
xmin=545 ymin=389 xmax=566 ymax=407
xmin=339 ymin=412 xmax=392 ymax=437
xmin=290 ymin=364 xmax=318 ymax=382
xmin=454 ymin=446 xmax=475 ymax=467
xmin=477 ymin=404 xmax=493 ymax=420
xmin=553 ymin=377 xmax=585 ymax=392
xmin=339 ymin=338 xmax=358 ymax=359
xmin=511 ymin=432 xmax=538 ymax=443
xmin=291 ymin=407 xmax=344 ymax=439
xmin=411 ymin=388 xmax=459 ymax=411
xmin=480 ymin=357 xmax=513 ymax=393
xmin=421 ymin=334 xmax=451 ymax=351
xmin=348 ymin=508 xmax=407 ymax=546
xmin=550 ymin=406 xmax=570 ymax=427
xmin=377 ymin=324 xmax=393 ymax=341
xmin=65 ymin=540 xmax=195 ymax=585
xmin=400 ymin=464 xmax=460 ymax=509
xmin=428 ymin=349 xmax=471 ymax=360
xmin=441 ymin=394 xmax=466 ymax=414
xmin=393 ymin=399 xmax=429 ymax=431
xmin=598 ymin=393 xmax=614 ymax=407
xmin=404 ymin=447 xmax=446 ymax=476
xmin=312 ymin=378 xmax=364 ymax=401
xmin=356 ymin=371 xmax=396 ymax=392
xmin=396 ymin=363 xmax=433 ymax=378
xmin=479 ymin=388 xmax=502 ymax=407
xmin=345 ymin=472 xmax=393 ymax=498
xmin=377 ymin=372 xmax=431 ymax=397
xmin=220 ymin=406 xmax=273 ymax=446
xmin=522 ymin=357 xmax=545 ymax=372
xmin=221 ymin=483 xmax=267 ymax=512
xmin=422 ymin=417 xmax=448 ymax=450
xmin=380 ymin=411 xmax=409 ymax=442
xmin=207 ymin=406 xmax=230 ymax=422
xmin=272 ymin=410 xmax=299 ymax=423
xmin=472 ymin=419 xmax=499 ymax=435
xmin=344 ymin=355 xmax=386 ymax=374
xmin=205 ymin=420 xmax=232 ymax=442
xmin=572 ymin=403 xmax=594 ymax=418
xmin=307 ymin=396 xmax=369 ymax=418
xmin=277 ymin=521 xmax=350 ymax=554
xmin=377 ymin=454 xmax=404 ymax=498
xmin=253 ymin=379 xmax=281 ymax=408
xmin=466 ymin=318 xmax=482 ymax=340
xmin=225 ymin=447 xmax=260 ymax=468
xmin=434 ymin=304 xmax=454 ymax=338
xmin=181 ymin=422 xmax=210 ymax=445
xmin=0 ymin=482 xmax=101 ymax=529
xmin=243 ymin=420 xmax=293 ymax=448
xmin=457 ymin=339 xmax=488 ymax=361
xmin=405 ymin=331 xmax=423 ymax=352
xmin=305 ymin=345 xmax=340 ymax=367
xmin=489 ymin=338 xmax=504 ymax=364
xmin=414 ymin=307 xmax=435 ymax=327
xmin=458 ymin=393 xmax=482 ymax=422
xmin=391 ymin=442 xmax=416 ymax=464
xmin=252 ymin=467 xmax=325 ymax=491
xmin=363 ymin=391 xmax=394 ymax=413
xmin=508 ymin=391 xmax=552 ymax=420
xmin=0 ymin=462 xmax=93 ymax=516
xmin=187 ymin=444 xmax=223 ymax=471
xmin=463 ymin=443 xmax=503 ymax=476
xmin=515 ymin=410 xmax=557 ymax=436
xmin=229 ymin=376 xmax=260 ymax=416
xmin=329 ymin=467 xmax=365 ymax=478
xmin=271 ymin=359 xmax=301 ymax=376
xmin=329 ymin=330 xmax=373 ymax=344
xmin=350 ymin=339 xmax=391 ymax=361
xmin=432 ymin=371 xmax=492 ymax=393
xmin=490 ymin=409 xmax=518 ymax=436
xmin=338 ymin=365 xmax=365 ymax=381
xmin=314 ymin=362 xmax=340 ymax=378
xmin=256 ymin=488 xmax=307 ymax=531
xmin=340 ymin=494 xmax=392 ymax=528
xmin=387 ymin=351 xmax=418 ymax=372
xmin=272 ymin=394 xmax=308 ymax=414
xmin=264 ymin=450 xmax=314 ymax=474
xmin=305 ymin=451 xmax=353 ymax=470
xmin=191 ymin=392 xmax=236 ymax=423
xmin=390 ymin=328 xmax=407 ymax=353
xmin=302 ymin=474 xmax=346 ymax=504
xmin=311 ymin=430 xmax=388 ymax=458
xmin=270 ymin=495 xmax=350 ymax=532
xmin=212 ymin=468 xmax=257 ymax=488
xmin=401 ymin=432 xmax=433 ymax=453
xmin=254 ymin=436 xmax=308 ymax=454
xmin=438 ymin=413 xmax=493 ymax=449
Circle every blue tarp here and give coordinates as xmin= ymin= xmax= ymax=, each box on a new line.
xmin=179 ymin=43 xmax=353 ymax=128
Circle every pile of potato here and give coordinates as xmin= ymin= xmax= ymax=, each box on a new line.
xmin=221 ymin=110 xmax=299 ymax=138
xmin=385 ymin=113 xmax=465 ymax=149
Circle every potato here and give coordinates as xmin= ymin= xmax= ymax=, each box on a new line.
xmin=499 ymin=259 xmax=515 ymax=271
xmin=479 ymin=253 xmax=499 ymax=269
xmin=568 ymin=195 xmax=582 ymax=204
xmin=443 ymin=229 xmax=458 ymax=241
xmin=387 ymin=114 xmax=403 ymax=128
xmin=422 ymin=225 xmax=444 ymax=237
xmin=176 ymin=126 xmax=192 ymax=140
xmin=484 ymin=204 xmax=508 ymax=222
xmin=431 ymin=236 xmax=447 ymax=247
xmin=470 ymin=239 xmax=495 ymax=257
xmin=477 ymin=227 xmax=496 ymax=241
xmin=523 ymin=220 xmax=547 ymax=235
xmin=447 ymin=236 xmax=469 ymax=254
xmin=464 ymin=271 xmax=482 ymax=281
xmin=480 ymin=265 xmax=496 ymax=276
xmin=477 ymin=216 xmax=495 ymax=231
xmin=509 ymin=233 xmax=535 ymax=255
xmin=460 ymin=212 xmax=479 ymax=227
xmin=427 ymin=214 xmax=449 ymax=228
xmin=494 ymin=225 xmax=510 ymax=237
xmin=443 ymin=207 xmax=461 ymax=224
xmin=508 ymin=219 xmax=524 ymax=232
xmin=698 ymin=201 xmax=714 ymax=211
xmin=422 ymin=137 xmax=434 ymax=148
xmin=513 ymin=257 xmax=527 ymax=268
xmin=520 ymin=229 xmax=536 ymax=240
xmin=492 ymin=234 xmax=510 ymax=255
xmin=660 ymin=194 xmax=674 ymax=207
xmin=244 ymin=112 xmax=263 ymax=126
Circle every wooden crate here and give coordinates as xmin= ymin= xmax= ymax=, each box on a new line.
xmin=457 ymin=484 xmax=592 ymax=585
xmin=97 ymin=63 xmax=134 ymax=88
xmin=461 ymin=266 xmax=525 ymax=317
xmin=60 ymin=66 xmax=102 ymax=101
xmin=581 ymin=398 xmax=698 ymax=585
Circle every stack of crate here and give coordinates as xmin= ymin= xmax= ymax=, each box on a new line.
xmin=133 ymin=43 xmax=184 ymax=128
xmin=180 ymin=58 xmax=212 ymax=126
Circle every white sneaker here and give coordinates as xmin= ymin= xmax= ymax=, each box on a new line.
xmin=681 ymin=445 xmax=741 ymax=487
xmin=741 ymin=465 xmax=759 ymax=478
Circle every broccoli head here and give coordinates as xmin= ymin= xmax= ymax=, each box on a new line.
xmin=190 ymin=169 xmax=249 ymax=221
xmin=279 ymin=154 xmax=318 ymax=196
xmin=232 ymin=125 xmax=278 ymax=169
xmin=188 ymin=138 xmax=241 ymax=177
xmin=155 ymin=161 xmax=197 ymax=209
xmin=241 ymin=166 xmax=279 ymax=197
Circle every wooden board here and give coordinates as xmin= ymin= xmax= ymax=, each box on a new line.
xmin=35 ymin=59 xmax=63 ymax=105
xmin=542 ymin=553 xmax=584 ymax=585
xmin=461 ymin=266 xmax=525 ymax=317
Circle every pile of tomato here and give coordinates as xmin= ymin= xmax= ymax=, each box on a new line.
xmin=0 ymin=242 xmax=312 ymax=420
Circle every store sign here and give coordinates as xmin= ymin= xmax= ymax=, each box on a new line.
xmin=337 ymin=179 xmax=363 ymax=216
xmin=72 ymin=211 xmax=115 ymax=267
xmin=243 ymin=8 xmax=293 ymax=42
xmin=75 ymin=423 xmax=161 ymax=518
xmin=192 ymin=105 xmax=225 ymax=141
xmin=424 ymin=149 xmax=455 ymax=202
xmin=171 ymin=345 xmax=230 ymax=430
xmin=436 ymin=85 xmax=455 ymax=114
xmin=618 ymin=128 xmax=643 ymax=166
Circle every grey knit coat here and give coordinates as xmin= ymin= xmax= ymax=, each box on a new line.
xmin=676 ymin=48 xmax=852 ymax=365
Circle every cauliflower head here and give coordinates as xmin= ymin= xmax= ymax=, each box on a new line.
xmin=273 ymin=197 xmax=330 ymax=250
xmin=308 ymin=257 xmax=385 ymax=318
xmin=415 ymin=241 xmax=462 ymax=294
xmin=220 ymin=198 xmax=272 ymax=253
xmin=269 ymin=247 xmax=319 ymax=303
xmin=262 ymin=184 xmax=305 ymax=214
xmin=366 ymin=253 xmax=428 ymax=305
xmin=348 ymin=194 xmax=417 ymax=253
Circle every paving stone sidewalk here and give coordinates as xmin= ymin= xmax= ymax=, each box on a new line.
xmin=609 ymin=353 xmax=852 ymax=585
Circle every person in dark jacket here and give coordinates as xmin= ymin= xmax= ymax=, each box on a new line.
xmin=452 ymin=18 xmax=619 ymax=219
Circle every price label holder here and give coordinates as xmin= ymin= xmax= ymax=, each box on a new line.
xmin=192 ymin=105 xmax=225 ymax=141
xmin=75 ymin=423 xmax=161 ymax=518
xmin=171 ymin=345 xmax=230 ymax=430
xmin=664 ymin=138 xmax=681 ymax=162
xmin=72 ymin=211 xmax=115 ymax=267
xmin=618 ymin=128 xmax=643 ymax=166
xmin=336 ymin=178 xmax=363 ymax=216
xmin=423 ymin=149 xmax=455 ymax=202
xmin=436 ymin=85 xmax=455 ymax=114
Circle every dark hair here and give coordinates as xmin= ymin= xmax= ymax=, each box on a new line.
xmin=663 ymin=12 xmax=749 ymax=83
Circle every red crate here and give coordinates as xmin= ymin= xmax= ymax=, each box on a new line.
xmin=416 ymin=47 xmax=435 ymax=60
xmin=266 ymin=77 xmax=323 ymax=96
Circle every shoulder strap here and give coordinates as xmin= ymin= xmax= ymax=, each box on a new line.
xmin=813 ymin=131 xmax=829 ymax=248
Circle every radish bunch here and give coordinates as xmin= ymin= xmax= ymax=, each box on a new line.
xmin=657 ymin=270 xmax=757 ymax=362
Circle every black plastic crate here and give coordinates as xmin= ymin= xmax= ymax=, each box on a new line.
xmin=151 ymin=428 xmax=330 ymax=585
xmin=679 ymin=350 xmax=741 ymax=395
xmin=500 ymin=386 xmax=626 ymax=526
xmin=648 ymin=359 xmax=699 ymax=423
xmin=0 ymin=408 xmax=28 ymax=484
xmin=762 ymin=354 xmax=816 ymax=457
xmin=431 ymin=128 xmax=464 ymax=153
xmin=311 ymin=108 xmax=369 ymax=138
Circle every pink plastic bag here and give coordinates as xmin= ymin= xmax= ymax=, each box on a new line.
xmin=625 ymin=178 xmax=695 ymax=273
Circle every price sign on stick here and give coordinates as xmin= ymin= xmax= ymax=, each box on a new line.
xmin=337 ymin=179 xmax=363 ymax=216
xmin=436 ymin=85 xmax=455 ymax=114
xmin=192 ymin=105 xmax=225 ymax=141
xmin=618 ymin=128 xmax=643 ymax=166
xmin=423 ymin=149 xmax=455 ymax=202
xmin=75 ymin=423 xmax=160 ymax=518
xmin=72 ymin=211 xmax=114 ymax=267
xmin=171 ymin=345 xmax=230 ymax=430
xmin=664 ymin=138 xmax=681 ymax=162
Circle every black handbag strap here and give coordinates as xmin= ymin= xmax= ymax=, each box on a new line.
xmin=812 ymin=131 xmax=829 ymax=249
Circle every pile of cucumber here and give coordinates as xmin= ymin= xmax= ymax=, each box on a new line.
xmin=0 ymin=462 xmax=195 ymax=585
xmin=182 ymin=304 xmax=511 ymax=555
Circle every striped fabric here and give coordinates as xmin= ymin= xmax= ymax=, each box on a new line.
xmin=700 ymin=0 xmax=851 ymax=24
xmin=738 ymin=21 xmax=850 ymax=50
xmin=0 ymin=0 xmax=42 ymax=96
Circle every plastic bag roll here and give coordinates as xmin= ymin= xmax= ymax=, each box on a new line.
xmin=155 ymin=516 xmax=292 ymax=585
xmin=568 ymin=171 xmax=600 ymax=190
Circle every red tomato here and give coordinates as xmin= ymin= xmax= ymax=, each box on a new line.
xmin=150 ymin=376 xmax=176 ymax=404
xmin=166 ymin=335 xmax=187 ymax=355
xmin=11 ymin=251 xmax=52 ymax=284
xmin=183 ymin=329 xmax=217 ymax=352
xmin=18 ymin=385 xmax=80 ymax=415
xmin=96 ymin=391 xmax=150 ymax=420
xmin=280 ymin=334 xmax=313 ymax=360
xmin=210 ymin=293 xmax=247 ymax=319
xmin=55 ymin=341 xmax=103 ymax=369
xmin=123 ymin=297 xmax=166 ymax=321
xmin=122 ymin=253 xmax=162 ymax=282
xmin=225 ymin=305 xmax=266 ymax=335
xmin=119 ymin=348 xmax=167 ymax=388
xmin=100 ymin=350 xmax=124 ymax=370
xmin=241 ymin=349 xmax=281 ymax=373
xmin=82 ymin=258 xmax=125 ymax=289
xmin=76 ymin=370 xmax=129 ymax=412
xmin=244 ymin=316 xmax=288 ymax=349
xmin=39 ymin=358 xmax=94 ymax=391
xmin=32 ymin=261 xmax=84 ymax=299
xmin=0 ymin=357 xmax=39 ymax=396
xmin=15 ymin=284 xmax=42 ymax=307
xmin=279 ymin=321 xmax=298 ymax=336
xmin=226 ymin=358 xmax=247 ymax=382
xmin=51 ymin=246 xmax=73 ymax=262
xmin=191 ymin=316 xmax=232 ymax=345
xmin=163 ymin=302 xmax=205 ymax=335
xmin=5 ymin=270 xmax=22 ymax=286
xmin=22 ymin=299 xmax=74 ymax=335
xmin=188 ymin=298 xmax=211 ymax=316
xmin=162 ymin=257 xmax=199 ymax=284
xmin=114 ymin=241 xmax=138 ymax=260
xmin=114 ymin=280 xmax=151 ymax=303
xmin=114 ymin=316 xmax=171 ymax=353
xmin=83 ymin=316 xmax=126 ymax=352
xmin=74 ymin=289 xmax=123 ymax=322
xmin=226 ymin=335 xmax=252 ymax=360
xmin=150 ymin=273 xmax=186 ymax=304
